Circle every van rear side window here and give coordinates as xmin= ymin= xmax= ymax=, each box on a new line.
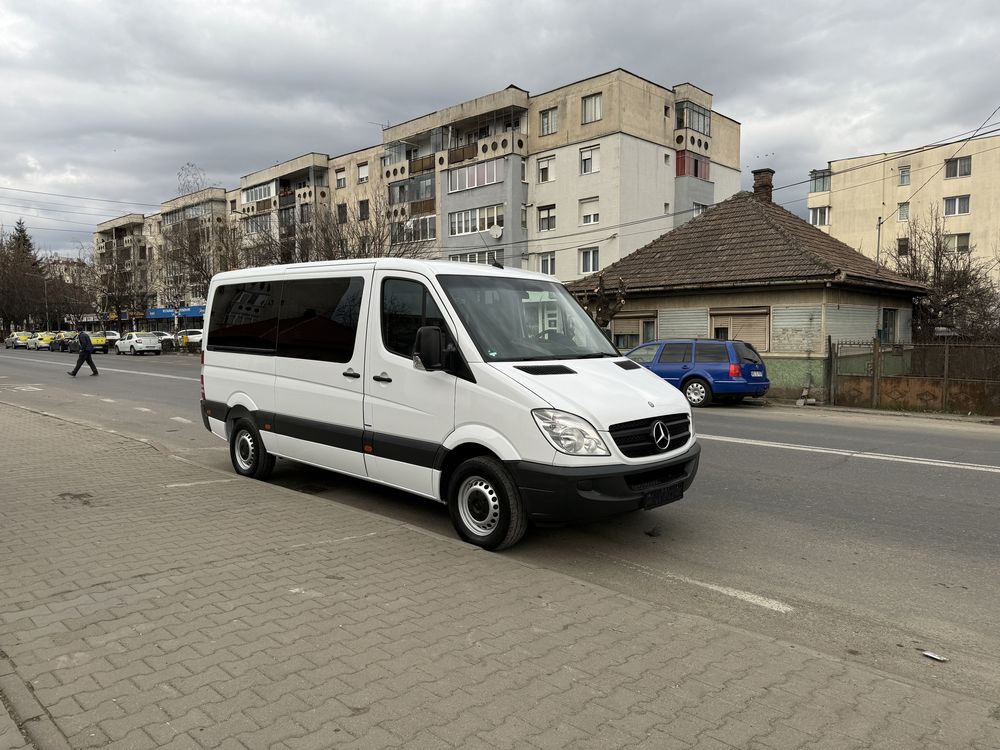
xmin=276 ymin=277 xmax=364 ymax=362
xmin=207 ymin=282 xmax=280 ymax=351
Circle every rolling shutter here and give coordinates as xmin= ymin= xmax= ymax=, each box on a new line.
xmin=658 ymin=308 xmax=709 ymax=339
xmin=711 ymin=312 xmax=769 ymax=351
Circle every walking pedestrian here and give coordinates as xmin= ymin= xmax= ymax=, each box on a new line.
xmin=67 ymin=325 xmax=99 ymax=376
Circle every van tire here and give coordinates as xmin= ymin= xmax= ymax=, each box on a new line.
xmin=683 ymin=378 xmax=712 ymax=407
xmin=447 ymin=456 xmax=527 ymax=551
xmin=229 ymin=418 xmax=275 ymax=480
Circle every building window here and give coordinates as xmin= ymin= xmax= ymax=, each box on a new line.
xmin=898 ymin=165 xmax=910 ymax=186
xmin=540 ymin=107 xmax=558 ymax=136
xmin=692 ymin=203 xmax=708 ymax=217
xmin=663 ymin=202 xmax=670 ymax=215
xmin=336 ymin=203 xmax=347 ymax=224
xmin=357 ymin=163 xmax=369 ymax=184
xmin=579 ymin=197 xmax=600 ymax=225
xmin=809 ymin=206 xmax=830 ymax=226
xmin=241 ymin=214 xmax=271 ymax=235
xmin=809 ymin=170 xmax=831 ymax=192
xmin=448 ymin=157 xmax=503 ymax=192
xmin=898 ymin=202 xmax=909 ymax=221
xmin=335 ymin=169 xmax=346 ymax=189
xmin=580 ymin=146 xmax=600 ymax=174
xmin=579 ymin=247 xmax=599 ymax=274
xmin=881 ymin=308 xmax=897 ymax=344
xmin=241 ymin=183 xmax=273 ymax=204
xmin=896 ymin=237 xmax=910 ymax=257
xmin=299 ymin=203 xmax=311 ymax=224
xmin=676 ymin=150 xmax=710 ymax=180
xmin=944 ymin=195 xmax=970 ymax=216
xmin=538 ymin=156 xmax=554 ymax=183
xmin=539 ymin=252 xmax=556 ymax=275
xmin=582 ymin=93 xmax=602 ymax=124
xmin=945 ymin=156 xmax=972 ymax=178
xmin=520 ymin=160 xmax=526 ymax=182
xmin=392 ymin=215 xmax=436 ymax=244
xmin=538 ymin=205 xmax=556 ymax=232
xmin=449 ymin=250 xmax=504 ymax=265
xmin=358 ymin=199 xmax=369 ymax=221
xmin=945 ymin=233 xmax=971 ymax=253
xmin=675 ymin=100 xmax=711 ymax=135
xmin=521 ymin=206 xmax=527 ymax=229
xmin=448 ymin=205 xmax=504 ymax=236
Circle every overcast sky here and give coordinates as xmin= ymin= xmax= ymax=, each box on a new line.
xmin=1 ymin=0 xmax=998 ymax=255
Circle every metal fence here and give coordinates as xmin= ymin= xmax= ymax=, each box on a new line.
xmin=832 ymin=339 xmax=1000 ymax=415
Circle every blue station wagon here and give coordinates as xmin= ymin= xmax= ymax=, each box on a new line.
xmin=626 ymin=339 xmax=770 ymax=407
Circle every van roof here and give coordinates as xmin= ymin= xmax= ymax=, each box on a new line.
xmin=210 ymin=258 xmax=553 ymax=285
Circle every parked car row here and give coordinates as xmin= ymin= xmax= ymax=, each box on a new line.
xmin=5 ymin=329 xmax=202 ymax=354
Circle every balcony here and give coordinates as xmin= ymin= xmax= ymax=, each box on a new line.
xmin=278 ymin=190 xmax=296 ymax=208
xmin=448 ymin=144 xmax=478 ymax=165
xmin=408 ymin=155 xmax=436 ymax=175
xmin=447 ymin=134 xmax=528 ymax=165
xmin=410 ymin=198 xmax=435 ymax=216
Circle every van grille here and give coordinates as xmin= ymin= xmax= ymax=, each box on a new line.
xmin=608 ymin=414 xmax=690 ymax=458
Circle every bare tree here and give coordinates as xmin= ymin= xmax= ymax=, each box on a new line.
xmin=177 ymin=162 xmax=209 ymax=196
xmin=886 ymin=209 xmax=1000 ymax=341
xmin=574 ymin=271 xmax=628 ymax=328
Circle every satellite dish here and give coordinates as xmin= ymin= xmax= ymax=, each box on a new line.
xmin=489 ymin=224 xmax=503 ymax=240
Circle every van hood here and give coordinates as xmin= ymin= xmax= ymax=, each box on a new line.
xmin=487 ymin=359 xmax=690 ymax=431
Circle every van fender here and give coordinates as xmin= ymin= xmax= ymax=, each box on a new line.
xmin=442 ymin=424 xmax=520 ymax=463
xmin=224 ymin=392 xmax=260 ymax=422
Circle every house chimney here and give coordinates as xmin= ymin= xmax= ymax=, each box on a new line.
xmin=752 ymin=168 xmax=775 ymax=202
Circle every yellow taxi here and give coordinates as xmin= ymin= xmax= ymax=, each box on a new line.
xmin=68 ymin=330 xmax=109 ymax=354
xmin=26 ymin=331 xmax=56 ymax=350
xmin=4 ymin=331 xmax=33 ymax=349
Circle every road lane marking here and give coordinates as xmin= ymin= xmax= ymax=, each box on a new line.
xmin=1 ymin=357 xmax=199 ymax=381
xmin=101 ymin=398 xmax=116 ymax=403
xmin=135 ymin=407 xmax=153 ymax=413
xmin=699 ymin=434 xmax=1000 ymax=474
xmin=170 ymin=416 xmax=193 ymax=424
xmin=165 ymin=478 xmax=238 ymax=488
xmin=598 ymin=554 xmax=794 ymax=613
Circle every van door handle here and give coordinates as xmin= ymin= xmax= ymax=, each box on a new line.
xmin=342 ymin=369 xmax=361 ymax=379
xmin=372 ymin=373 xmax=392 ymax=383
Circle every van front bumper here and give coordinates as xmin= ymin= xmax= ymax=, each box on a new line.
xmin=507 ymin=442 xmax=700 ymax=524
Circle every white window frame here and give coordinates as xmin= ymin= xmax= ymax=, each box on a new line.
xmin=693 ymin=202 xmax=709 ymax=218
xmin=898 ymin=165 xmax=910 ymax=186
xmin=897 ymin=202 xmax=909 ymax=221
xmin=580 ymin=146 xmax=600 ymax=175
xmin=539 ymin=252 xmax=556 ymax=275
xmin=809 ymin=206 xmax=830 ymax=226
xmin=538 ymin=205 xmax=556 ymax=232
xmin=538 ymin=156 xmax=554 ymax=183
xmin=580 ymin=197 xmax=599 ymax=226
xmin=944 ymin=195 xmax=970 ymax=216
xmin=357 ymin=163 xmax=369 ymax=184
xmin=945 ymin=155 xmax=972 ymax=178
xmin=447 ymin=205 xmax=504 ymax=236
xmin=945 ymin=233 xmax=971 ymax=253
xmin=540 ymin=107 xmax=558 ymax=136
xmin=335 ymin=169 xmax=346 ymax=189
xmin=582 ymin=93 xmax=603 ymax=124
xmin=579 ymin=247 xmax=599 ymax=274
xmin=448 ymin=157 xmax=502 ymax=193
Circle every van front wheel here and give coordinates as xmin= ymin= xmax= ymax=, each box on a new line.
xmin=448 ymin=456 xmax=527 ymax=551
xmin=229 ymin=418 xmax=275 ymax=480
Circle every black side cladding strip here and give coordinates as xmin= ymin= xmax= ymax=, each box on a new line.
xmin=275 ymin=414 xmax=365 ymax=453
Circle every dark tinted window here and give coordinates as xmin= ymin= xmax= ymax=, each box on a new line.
xmin=733 ymin=341 xmax=762 ymax=364
xmin=382 ymin=278 xmax=446 ymax=358
xmin=658 ymin=343 xmax=692 ymax=363
xmin=628 ymin=344 xmax=660 ymax=364
xmin=207 ymin=281 xmax=280 ymax=351
xmin=276 ymin=277 xmax=364 ymax=362
xmin=694 ymin=342 xmax=730 ymax=363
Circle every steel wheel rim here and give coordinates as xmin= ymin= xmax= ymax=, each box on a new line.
xmin=458 ymin=476 xmax=501 ymax=537
xmin=686 ymin=382 xmax=706 ymax=404
xmin=234 ymin=429 xmax=256 ymax=472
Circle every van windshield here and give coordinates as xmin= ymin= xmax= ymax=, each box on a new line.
xmin=438 ymin=274 xmax=619 ymax=362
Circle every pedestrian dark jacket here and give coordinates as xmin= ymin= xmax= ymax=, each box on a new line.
xmin=78 ymin=331 xmax=93 ymax=352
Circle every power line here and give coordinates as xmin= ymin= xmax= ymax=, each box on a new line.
xmin=0 ymin=185 xmax=160 ymax=208
xmin=0 ymin=210 xmax=98 ymax=228
xmin=0 ymin=201 xmax=118 ymax=219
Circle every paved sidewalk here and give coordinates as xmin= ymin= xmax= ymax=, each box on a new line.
xmin=1 ymin=402 xmax=998 ymax=750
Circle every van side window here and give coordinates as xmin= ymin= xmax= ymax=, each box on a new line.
xmin=382 ymin=278 xmax=446 ymax=358
xmin=276 ymin=277 xmax=365 ymax=362
xmin=207 ymin=282 xmax=280 ymax=352
xmin=658 ymin=343 xmax=692 ymax=363
xmin=694 ymin=342 xmax=729 ymax=363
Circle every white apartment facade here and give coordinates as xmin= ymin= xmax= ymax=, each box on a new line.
xmin=807 ymin=133 xmax=1000 ymax=273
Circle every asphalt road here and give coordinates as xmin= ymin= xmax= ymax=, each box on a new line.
xmin=3 ymin=346 xmax=999 ymax=701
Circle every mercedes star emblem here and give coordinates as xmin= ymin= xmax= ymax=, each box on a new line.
xmin=650 ymin=420 xmax=671 ymax=452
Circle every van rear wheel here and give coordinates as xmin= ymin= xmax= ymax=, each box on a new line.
xmin=229 ymin=418 xmax=275 ymax=480
xmin=447 ymin=456 xmax=527 ymax=551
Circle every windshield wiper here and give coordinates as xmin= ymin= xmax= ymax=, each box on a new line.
xmin=575 ymin=352 xmax=620 ymax=359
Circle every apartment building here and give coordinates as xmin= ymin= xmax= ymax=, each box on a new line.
xmin=807 ymin=133 xmax=1000 ymax=272
xmin=94 ymin=68 xmax=741 ymax=309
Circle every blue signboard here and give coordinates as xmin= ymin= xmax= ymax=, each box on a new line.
xmin=146 ymin=305 xmax=206 ymax=319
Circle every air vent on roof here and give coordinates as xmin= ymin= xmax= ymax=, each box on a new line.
xmin=615 ymin=360 xmax=641 ymax=370
xmin=514 ymin=365 xmax=577 ymax=375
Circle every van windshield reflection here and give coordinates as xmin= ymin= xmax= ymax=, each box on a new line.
xmin=437 ymin=274 xmax=619 ymax=362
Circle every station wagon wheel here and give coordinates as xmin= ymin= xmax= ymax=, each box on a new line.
xmin=229 ymin=417 xmax=275 ymax=480
xmin=448 ymin=456 xmax=527 ymax=551
xmin=683 ymin=377 xmax=712 ymax=407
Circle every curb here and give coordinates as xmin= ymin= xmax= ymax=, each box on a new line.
xmin=0 ymin=651 xmax=71 ymax=750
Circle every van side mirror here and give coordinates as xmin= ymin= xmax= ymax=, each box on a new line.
xmin=413 ymin=326 xmax=444 ymax=371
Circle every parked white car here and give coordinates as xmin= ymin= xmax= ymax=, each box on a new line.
xmin=102 ymin=330 xmax=121 ymax=346
xmin=176 ymin=328 xmax=203 ymax=345
xmin=115 ymin=331 xmax=162 ymax=356
xmin=148 ymin=331 xmax=176 ymax=344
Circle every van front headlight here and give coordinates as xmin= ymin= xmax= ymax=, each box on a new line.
xmin=532 ymin=409 xmax=610 ymax=456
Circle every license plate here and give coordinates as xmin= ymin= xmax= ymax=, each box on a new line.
xmin=643 ymin=484 xmax=683 ymax=509
xmin=750 ymin=371 xmax=763 ymax=378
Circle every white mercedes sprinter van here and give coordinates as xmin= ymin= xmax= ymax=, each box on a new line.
xmin=200 ymin=259 xmax=699 ymax=549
